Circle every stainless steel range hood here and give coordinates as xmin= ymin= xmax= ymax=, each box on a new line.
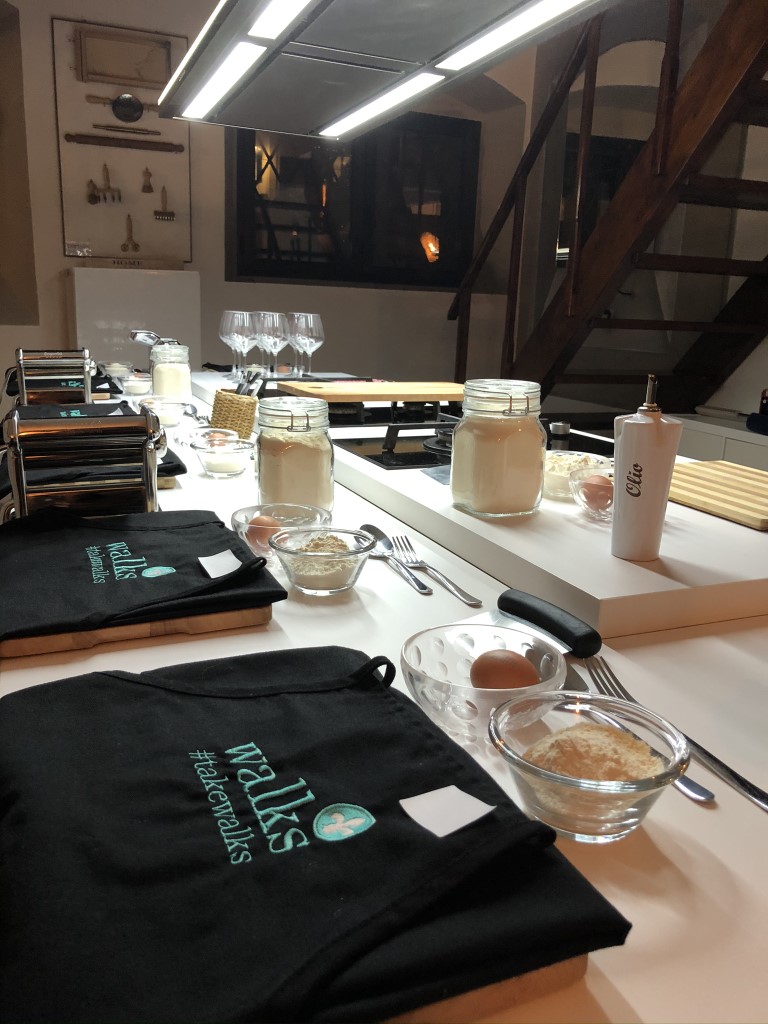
xmin=158 ymin=0 xmax=620 ymax=139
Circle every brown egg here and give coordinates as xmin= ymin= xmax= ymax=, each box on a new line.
xmin=245 ymin=514 xmax=282 ymax=548
xmin=579 ymin=474 xmax=613 ymax=511
xmin=469 ymin=649 xmax=540 ymax=690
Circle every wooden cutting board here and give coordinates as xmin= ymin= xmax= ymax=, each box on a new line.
xmin=0 ymin=605 xmax=273 ymax=658
xmin=669 ymin=460 xmax=768 ymax=530
xmin=276 ymin=381 xmax=464 ymax=403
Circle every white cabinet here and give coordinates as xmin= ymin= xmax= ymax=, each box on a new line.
xmin=678 ymin=415 xmax=768 ymax=470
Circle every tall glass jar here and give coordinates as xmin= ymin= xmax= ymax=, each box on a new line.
xmin=150 ymin=340 xmax=191 ymax=400
xmin=450 ymin=379 xmax=546 ymax=517
xmin=256 ymin=397 xmax=334 ymax=511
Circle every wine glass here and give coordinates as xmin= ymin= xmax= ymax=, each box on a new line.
xmin=292 ymin=313 xmax=324 ymax=377
xmin=251 ymin=311 xmax=289 ymax=378
xmin=218 ymin=310 xmax=251 ymax=381
xmin=285 ymin=312 xmax=307 ymax=377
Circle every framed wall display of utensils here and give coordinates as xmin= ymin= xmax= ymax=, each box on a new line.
xmin=53 ymin=18 xmax=191 ymax=264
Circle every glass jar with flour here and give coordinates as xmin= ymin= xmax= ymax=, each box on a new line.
xmin=450 ymin=379 xmax=546 ymax=517
xmin=256 ymin=397 xmax=334 ymax=512
xmin=150 ymin=340 xmax=192 ymax=401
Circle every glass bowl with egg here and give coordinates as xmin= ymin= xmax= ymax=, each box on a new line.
xmin=543 ymin=450 xmax=611 ymax=501
xmin=568 ymin=463 xmax=614 ymax=520
xmin=268 ymin=527 xmax=375 ymax=596
xmin=231 ymin=503 xmax=332 ymax=560
xmin=489 ymin=690 xmax=689 ymax=843
xmin=400 ymin=623 xmax=567 ymax=750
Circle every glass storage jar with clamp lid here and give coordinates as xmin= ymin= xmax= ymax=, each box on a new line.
xmin=256 ymin=396 xmax=334 ymax=512
xmin=149 ymin=340 xmax=191 ymax=401
xmin=450 ymin=379 xmax=546 ymax=517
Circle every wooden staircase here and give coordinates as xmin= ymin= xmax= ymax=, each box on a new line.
xmin=449 ymin=0 xmax=768 ymax=419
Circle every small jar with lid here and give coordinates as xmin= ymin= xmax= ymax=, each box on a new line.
xmin=256 ymin=396 xmax=334 ymax=512
xmin=150 ymin=340 xmax=191 ymax=401
xmin=450 ymin=379 xmax=546 ymax=518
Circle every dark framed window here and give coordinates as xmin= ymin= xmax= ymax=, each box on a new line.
xmin=225 ymin=111 xmax=481 ymax=288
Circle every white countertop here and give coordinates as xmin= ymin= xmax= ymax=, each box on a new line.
xmin=4 ymin=395 xmax=766 ymax=1023
xmin=333 ymin=438 xmax=768 ymax=639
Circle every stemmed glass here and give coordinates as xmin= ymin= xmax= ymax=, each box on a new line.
xmin=285 ymin=312 xmax=306 ymax=377
xmin=218 ymin=310 xmax=251 ymax=381
xmin=251 ymin=311 xmax=289 ymax=378
xmin=290 ymin=313 xmax=324 ymax=377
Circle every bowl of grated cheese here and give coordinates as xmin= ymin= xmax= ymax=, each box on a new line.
xmin=543 ymin=450 xmax=611 ymax=500
xmin=490 ymin=690 xmax=689 ymax=843
xmin=268 ymin=527 xmax=375 ymax=595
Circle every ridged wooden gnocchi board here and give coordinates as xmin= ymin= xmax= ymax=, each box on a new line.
xmin=276 ymin=380 xmax=464 ymax=403
xmin=0 ymin=605 xmax=273 ymax=658
xmin=669 ymin=460 xmax=768 ymax=530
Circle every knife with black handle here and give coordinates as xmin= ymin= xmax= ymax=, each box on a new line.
xmin=496 ymin=588 xmax=602 ymax=658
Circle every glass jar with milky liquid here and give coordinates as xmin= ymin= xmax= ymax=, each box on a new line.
xmin=256 ymin=397 xmax=334 ymax=512
xmin=150 ymin=341 xmax=192 ymax=401
xmin=450 ymin=379 xmax=546 ymax=517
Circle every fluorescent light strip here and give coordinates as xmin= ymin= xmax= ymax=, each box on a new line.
xmin=248 ymin=0 xmax=315 ymax=40
xmin=320 ymin=71 xmax=444 ymax=138
xmin=182 ymin=41 xmax=266 ymax=119
xmin=159 ymin=0 xmax=231 ymax=104
xmin=437 ymin=0 xmax=599 ymax=71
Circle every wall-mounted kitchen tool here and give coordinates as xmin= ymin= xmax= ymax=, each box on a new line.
xmin=100 ymin=163 xmax=120 ymax=202
xmin=86 ymin=179 xmax=100 ymax=205
xmin=65 ymin=133 xmax=185 ymax=153
xmin=14 ymin=347 xmax=95 ymax=405
xmin=154 ymin=186 xmax=175 ymax=221
xmin=1 ymin=403 xmax=165 ymax=519
xmin=92 ymin=123 xmax=162 ymax=137
xmin=141 ymin=168 xmax=154 ymax=193
xmin=121 ymin=215 xmax=140 ymax=252
xmin=85 ymin=92 xmax=159 ymax=122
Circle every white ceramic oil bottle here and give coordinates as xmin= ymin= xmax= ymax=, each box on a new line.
xmin=611 ymin=374 xmax=682 ymax=561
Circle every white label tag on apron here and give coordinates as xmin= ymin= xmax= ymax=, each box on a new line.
xmin=199 ymin=550 xmax=242 ymax=579
xmin=399 ymin=786 xmax=496 ymax=837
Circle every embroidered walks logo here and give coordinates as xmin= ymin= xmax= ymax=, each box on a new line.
xmin=313 ymin=804 xmax=376 ymax=842
xmin=188 ymin=742 xmax=376 ymax=865
xmin=84 ymin=542 xmax=176 ymax=583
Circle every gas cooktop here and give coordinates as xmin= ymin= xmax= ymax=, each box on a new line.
xmin=334 ymin=420 xmax=614 ymax=471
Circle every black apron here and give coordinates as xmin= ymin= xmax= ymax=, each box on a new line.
xmin=0 ymin=509 xmax=286 ymax=639
xmin=0 ymin=646 xmax=630 ymax=1023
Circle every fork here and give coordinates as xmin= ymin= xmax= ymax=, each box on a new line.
xmin=589 ymin=659 xmax=768 ymax=811
xmin=391 ymin=536 xmax=482 ymax=607
xmin=584 ymin=656 xmax=715 ymax=804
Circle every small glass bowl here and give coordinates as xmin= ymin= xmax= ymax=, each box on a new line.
xmin=101 ymin=360 xmax=133 ymax=380
xmin=400 ymin=623 xmax=567 ymax=748
xmin=189 ymin=426 xmax=239 ymax=446
xmin=121 ymin=373 xmax=153 ymax=395
xmin=569 ymin=464 xmax=615 ymax=520
xmin=268 ymin=527 xmax=375 ymax=596
xmin=136 ymin=396 xmax=187 ymax=427
xmin=231 ymin=503 xmax=331 ymax=558
xmin=543 ymin=450 xmax=611 ymax=500
xmin=191 ymin=439 xmax=255 ymax=478
xmin=489 ymin=690 xmax=689 ymax=843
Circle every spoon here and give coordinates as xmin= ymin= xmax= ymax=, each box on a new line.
xmin=360 ymin=524 xmax=432 ymax=595
xmin=184 ymin=403 xmax=209 ymax=424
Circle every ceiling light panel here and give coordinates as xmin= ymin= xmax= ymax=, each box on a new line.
xmin=248 ymin=0 xmax=317 ymax=40
xmin=320 ymin=71 xmax=444 ymax=137
xmin=437 ymin=0 xmax=605 ymax=71
xmin=182 ymin=40 xmax=266 ymax=119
